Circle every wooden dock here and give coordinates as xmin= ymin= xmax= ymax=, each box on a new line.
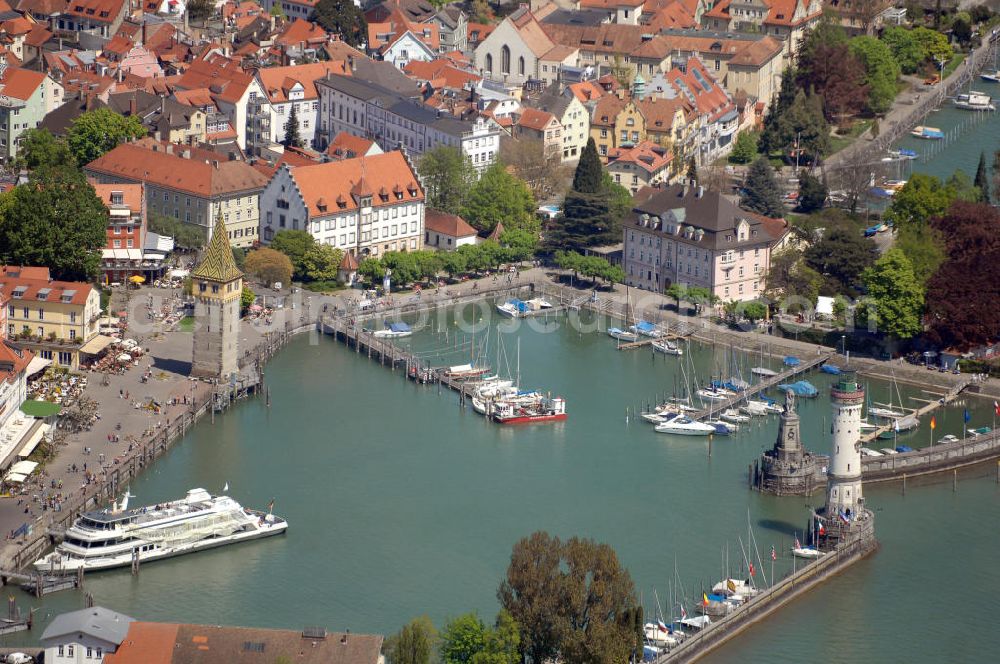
xmin=0 ymin=567 xmax=84 ymax=597
xmin=860 ymin=378 xmax=972 ymax=444
xmin=690 ymin=354 xmax=833 ymax=420
xmin=615 ymin=323 xmax=694 ymax=350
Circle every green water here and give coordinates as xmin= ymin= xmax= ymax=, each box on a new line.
xmin=7 ymin=309 xmax=1000 ymax=663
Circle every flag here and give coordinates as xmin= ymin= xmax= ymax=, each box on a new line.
xmin=702 ymin=593 xmax=709 ymax=606
xmin=994 ymin=401 xmax=1000 ymax=417
xmin=771 ymin=546 xmax=776 ymax=561
xmin=267 ymin=498 xmax=275 ymax=513
xmin=794 ymin=537 xmax=801 ymax=549
xmin=894 ymin=418 xmax=900 ymax=432
xmin=680 ymin=606 xmax=687 ymax=619
xmin=727 ymin=579 xmax=737 ymax=592
xmin=818 ymin=520 xmax=826 ymax=536
xmin=223 ymin=482 xmax=229 ymax=492
xmin=964 ymin=408 xmax=971 ymax=423
xmin=930 ymin=417 xmax=936 ymax=431
xmin=749 ymin=562 xmax=755 ymax=577
xmin=839 ymin=511 xmax=850 ymax=524
xmin=657 ymin=620 xmax=668 ymax=633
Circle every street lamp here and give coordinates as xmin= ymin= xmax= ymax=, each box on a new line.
xmin=841 ymin=334 xmax=846 ymax=356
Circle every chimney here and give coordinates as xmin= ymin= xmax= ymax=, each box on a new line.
xmin=129 ymin=96 xmax=137 ymax=116
xmin=142 ymin=21 xmax=147 ymax=47
xmin=697 ymin=185 xmax=704 ymax=198
xmin=688 ymin=177 xmax=697 ymax=190
xmin=165 ymin=144 xmax=173 ymax=154
xmin=211 ymin=160 xmax=219 ymax=169
xmin=153 ymin=130 xmax=161 ymax=142
xmin=182 ymin=149 xmax=191 ymax=159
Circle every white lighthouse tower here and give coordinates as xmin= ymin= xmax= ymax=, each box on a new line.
xmin=820 ymin=371 xmax=875 ymax=547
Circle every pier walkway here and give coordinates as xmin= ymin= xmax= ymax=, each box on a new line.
xmin=690 ymin=354 xmax=832 ymax=420
xmin=860 ymin=378 xmax=972 ymax=443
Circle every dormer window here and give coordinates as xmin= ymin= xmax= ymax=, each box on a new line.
xmin=12 ymin=286 xmax=26 ymax=299
xmin=111 ymin=191 xmax=123 ymax=205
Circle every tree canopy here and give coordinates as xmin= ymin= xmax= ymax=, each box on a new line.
xmin=67 ymin=108 xmax=146 ymax=167
xmin=300 ymin=243 xmax=343 ymax=282
xmin=498 ymin=531 xmax=637 ymax=664
xmin=797 ymin=21 xmax=867 ymax=120
xmin=742 ymin=157 xmax=784 ymax=217
xmin=0 ymin=166 xmax=108 ymax=280
xmin=975 ymin=152 xmax=990 ymax=203
xmin=861 ymin=248 xmax=924 ymax=339
xmin=572 ymin=138 xmax=604 ymax=193
xmin=269 ymin=230 xmax=315 ymax=280
xmin=555 ymin=251 xmax=624 ymax=284
xmin=797 ymin=171 xmax=827 ymax=213
xmin=282 ymin=103 xmax=303 ymax=148
xmin=849 ymin=36 xmax=900 ymax=115
xmin=314 ymin=0 xmax=366 ymax=47
xmin=440 ymin=612 xmax=520 ymax=664
xmin=546 ymin=139 xmax=622 ymax=251
xmin=245 ymin=247 xmax=293 ymax=286
xmin=884 ymin=173 xmax=956 ymax=229
xmin=729 ymin=131 xmax=758 ymax=164
xmin=461 ymin=162 xmax=538 ymax=233
xmin=804 ymin=227 xmax=877 ymax=296
xmin=148 ymin=212 xmax=206 ymax=250
xmin=14 ymin=128 xmax=75 ymax=171
xmin=419 ymin=146 xmax=477 ymax=215
xmin=881 ymin=27 xmax=925 ymax=74
xmin=385 ymin=616 xmax=437 ymax=664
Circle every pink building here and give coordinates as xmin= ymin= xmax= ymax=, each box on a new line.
xmin=623 ymin=184 xmax=780 ymax=302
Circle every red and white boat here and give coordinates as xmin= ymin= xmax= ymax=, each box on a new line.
xmin=492 ymin=397 xmax=567 ymax=424
xmin=442 ymin=363 xmax=491 ymax=380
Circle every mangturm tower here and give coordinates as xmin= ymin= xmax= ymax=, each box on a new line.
xmin=191 ymin=213 xmax=243 ymax=380
xmin=755 ymin=391 xmax=827 ymax=495
xmin=817 ymin=371 xmax=876 ymax=549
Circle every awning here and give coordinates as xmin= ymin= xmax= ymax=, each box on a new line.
xmin=17 ymin=422 xmax=48 ymax=458
xmin=78 ymin=334 xmax=114 ymax=355
xmin=8 ymin=460 xmax=37 ymax=476
xmin=20 ymin=400 xmax=61 ymax=417
xmin=4 ymin=472 xmax=26 ymax=484
xmin=24 ymin=356 xmax=51 ymax=377
xmin=145 ymin=232 xmax=175 ymax=253
xmin=101 ymin=248 xmax=144 ymax=261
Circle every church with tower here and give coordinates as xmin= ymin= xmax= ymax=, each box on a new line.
xmin=190 ymin=214 xmax=243 ymax=381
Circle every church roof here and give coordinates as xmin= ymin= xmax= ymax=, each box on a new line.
xmin=192 ymin=214 xmax=243 ymax=283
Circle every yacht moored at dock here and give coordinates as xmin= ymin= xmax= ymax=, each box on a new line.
xmin=33 ymin=489 xmax=287 ymax=574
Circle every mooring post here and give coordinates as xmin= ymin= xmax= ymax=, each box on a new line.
xmin=902 ymin=473 xmax=906 ymax=496
xmin=953 ymin=469 xmax=957 ymax=492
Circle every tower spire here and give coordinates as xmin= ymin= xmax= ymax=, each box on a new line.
xmin=192 ymin=211 xmax=243 ymax=283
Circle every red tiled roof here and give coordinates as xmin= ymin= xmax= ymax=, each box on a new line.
xmin=85 ymin=138 xmax=268 ymax=198
xmin=66 ymin=0 xmax=125 ymax=22
xmin=284 ymin=151 xmax=423 ymax=217
xmin=0 ymin=66 xmax=46 ymax=101
xmin=0 ymin=266 xmax=95 ymax=306
xmin=0 ymin=339 xmax=32 ymax=385
xmin=403 ymin=58 xmax=479 ymax=89
xmin=175 ymin=56 xmax=253 ymax=104
xmin=275 ymin=17 xmax=330 ymax=46
xmin=517 ymin=106 xmax=557 ymax=131
xmin=607 ymin=140 xmax=673 ymax=174
xmin=425 ymin=209 xmax=476 ymax=238
xmin=91 ymin=181 xmax=143 ymax=211
xmin=0 ymin=16 xmax=33 ymax=36
xmin=325 ymin=131 xmax=377 ymax=159
xmin=258 ymin=61 xmax=349 ymax=103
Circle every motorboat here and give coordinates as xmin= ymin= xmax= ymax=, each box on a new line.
xmin=654 ymin=414 xmax=717 ymax=436
xmin=820 ymin=363 xmax=842 ymax=375
xmin=869 ymin=407 xmax=905 ymax=418
xmin=888 ymin=148 xmax=918 ymax=160
xmin=859 ymin=420 xmax=878 ymax=431
xmin=704 ymin=419 xmax=735 ymax=435
xmin=33 ymin=489 xmax=287 ymax=574
xmin=492 ymin=396 xmax=567 ymax=424
xmin=967 ymin=426 xmax=992 ymax=438
xmin=751 ymin=367 xmax=778 ymax=377
xmin=525 ymin=298 xmax=553 ymax=311
xmin=860 ymin=447 xmax=883 ymax=457
xmin=954 ymin=91 xmax=995 ymax=111
xmin=879 ymin=448 xmax=899 ymax=455
xmin=741 ymin=399 xmax=780 ymax=416
xmin=643 ymin=623 xmax=681 ymax=647
xmin=651 ymin=339 xmax=683 ymax=355
xmin=981 ymin=69 xmax=1000 ymax=83
xmin=777 ymin=381 xmax=818 ymax=398
xmin=372 ymin=321 xmax=412 ymax=338
xmin=608 ymin=327 xmax=639 ymax=342
xmin=783 ymin=356 xmax=801 ymax=367
xmin=712 ymin=578 xmax=759 ymax=600
xmin=631 ymin=321 xmax=663 ymax=338
xmin=496 ymin=299 xmax=529 ymax=318
xmin=911 ymin=126 xmax=944 ymax=139
xmin=876 ymin=413 xmax=919 ymax=439
xmin=641 ymin=412 xmax=670 ymax=424
xmin=720 ymin=409 xmax=750 ymax=424
xmin=937 ymin=434 xmax=960 ymax=444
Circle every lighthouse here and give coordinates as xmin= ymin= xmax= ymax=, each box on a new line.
xmin=819 ymin=371 xmax=875 ymax=548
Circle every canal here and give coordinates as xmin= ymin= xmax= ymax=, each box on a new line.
xmin=4 ymin=307 xmax=999 ymax=663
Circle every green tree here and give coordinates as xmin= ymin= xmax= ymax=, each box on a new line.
xmin=471 ymin=611 xmax=520 ymax=664
xmin=300 ymin=243 xmax=343 ymax=282
xmin=314 ymin=0 xmax=367 ymax=47
xmin=603 ymin=172 xmax=633 ymax=228
xmin=894 ymin=224 xmax=945 ymax=284
xmin=148 ymin=211 xmax=206 ymax=250
xmin=385 ymin=616 xmax=437 ymax=664
xmin=804 ymin=227 xmax=878 ymax=296
xmin=381 ymin=251 xmax=420 ymax=287
xmin=729 ymin=131 xmax=758 ymax=164
xmin=282 ymin=103 xmax=303 ymax=148
xmin=441 ymin=251 xmax=468 ymax=278
xmin=796 ymin=20 xmax=868 ymax=119
xmin=419 ymin=146 xmax=477 ymax=214
xmin=268 ymin=2 xmax=286 ymax=18
xmin=269 ymin=229 xmax=316 ymax=280
xmin=461 ymin=162 xmax=537 ymax=233
xmin=186 ymin=0 xmax=213 ymax=20
xmin=769 ymin=90 xmax=830 ymax=157
xmin=946 ymin=169 xmax=980 ymax=203
xmin=0 ymin=166 xmax=108 ymax=280
xmin=665 ymin=282 xmax=689 ymax=310
xmin=975 ymin=151 xmax=990 ymax=203
xmin=498 ymin=531 xmax=637 ymax=664
xmin=245 ymin=247 xmax=293 ymax=286
xmin=357 ymin=257 xmax=385 ymax=284
xmin=14 ymin=128 xmax=74 ymax=171
xmin=952 ymin=15 xmax=972 ymax=44
xmin=882 ymin=27 xmax=924 ymax=74
xmin=414 ymin=250 xmax=444 ymax=283
xmin=849 ymin=36 xmax=900 ymax=114
xmin=764 ymin=247 xmax=823 ymax=304
xmin=67 ymin=108 xmax=146 ymax=167
xmin=743 ymin=300 xmax=768 ymax=322
xmin=231 ymin=247 xmax=247 ymax=271
xmin=441 ymin=613 xmax=488 ymax=664
xmin=240 ymin=285 xmax=256 ymax=314
xmin=911 ymin=26 xmax=953 ymax=64
xmin=760 ymin=67 xmax=798 ymax=155
xmin=884 ymin=173 xmax=956 ymax=229
xmin=797 ymin=171 xmax=827 ymax=212
xmin=862 ymin=248 xmax=924 ymax=339
xmin=742 ymin=157 xmax=784 ymax=217
xmin=572 ymin=138 xmax=604 ymax=193
xmin=499 ymin=229 xmax=538 ymax=262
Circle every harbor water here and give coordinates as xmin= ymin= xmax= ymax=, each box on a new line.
xmin=5 ymin=308 xmax=999 ymax=663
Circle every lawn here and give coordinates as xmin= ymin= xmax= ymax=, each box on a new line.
xmin=943 ymin=54 xmax=966 ymax=79
xmin=828 ymin=119 xmax=873 ymax=155
xmin=178 ymin=316 xmax=195 ymax=332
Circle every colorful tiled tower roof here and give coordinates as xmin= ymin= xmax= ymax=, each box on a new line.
xmin=192 ymin=213 xmax=243 ymax=283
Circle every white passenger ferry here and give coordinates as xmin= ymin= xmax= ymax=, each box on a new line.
xmin=33 ymin=488 xmax=287 ymax=573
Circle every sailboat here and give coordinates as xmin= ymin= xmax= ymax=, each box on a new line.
xmin=982 ymin=50 xmax=1000 ymax=83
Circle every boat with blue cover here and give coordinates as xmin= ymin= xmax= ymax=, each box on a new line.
xmin=373 ymin=321 xmax=412 ymax=338
xmin=776 ymin=380 xmax=818 ymax=398
xmin=630 ymin=321 xmax=662 ymax=338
